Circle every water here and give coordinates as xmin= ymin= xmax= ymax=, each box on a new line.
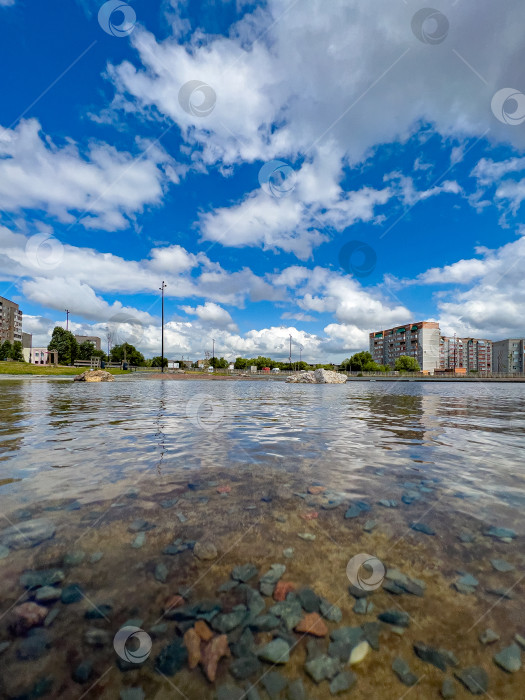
xmin=0 ymin=377 xmax=524 ymax=698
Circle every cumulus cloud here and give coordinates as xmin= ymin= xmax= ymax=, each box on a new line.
xmin=107 ymin=0 xmax=525 ymax=168
xmin=415 ymin=233 xmax=525 ymax=338
xmin=0 ymin=119 xmax=181 ymax=230
xmin=180 ymin=301 xmax=238 ymax=330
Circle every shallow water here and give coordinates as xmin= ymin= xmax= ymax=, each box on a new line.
xmin=0 ymin=377 xmax=524 ymax=698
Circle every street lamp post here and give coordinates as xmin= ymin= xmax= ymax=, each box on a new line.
xmin=160 ymin=281 xmax=166 ymax=373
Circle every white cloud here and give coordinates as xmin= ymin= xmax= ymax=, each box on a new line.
xmin=0 ymin=119 xmax=181 ymax=230
xmin=180 ymin=301 xmax=238 ymax=330
xmin=415 ymin=233 xmax=525 ymax=337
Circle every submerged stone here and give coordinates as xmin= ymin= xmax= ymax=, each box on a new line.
xmin=455 ymin=667 xmax=488 ymax=695
xmin=392 ymin=657 xmax=418 ymax=686
xmin=479 ymin=629 xmax=499 ymax=645
xmin=410 ymin=522 xmax=435 ymax=536
xmin=20 ymin=569 xmax=65 ymax=589
xmin=61 ymin=584 xmax=84 ymax=604
xmin=362 ymin=621 xmax=381 ymax=651
xmin=413 ymin=642 xmax=458 ymax=672
xmin=441 ymin=678 xmax=456 ymax=699
xmin=257 ymin=638 xmax=290 ymax=664
xmin=229 ymin=656 xmax=262 ymax=680
xmin=329 ymin=670 xmax=356 ymax=695
xmin=493 ymin=643 xmax=521 ymax=673
xmin=297 ymin=588 xmax=319 ymax=613
xmin=305 ymin=655 xmax=340 ymax=683
xmin=154 ymin=563 xmax=168 ymax=583
xmin=378 ymin=609 xmax=410 ymax=627
xmin=1 ymin=518 xmax=56 ymax=549
xmin=261 ymin=671 xmax=287 ymax=698
xmin=232 ymin=564 xmax=258 ymax=583
xmin=484 ymin=526 xmax=516 ymax=540
xmin=319 ymin=598 xmax=342 ymax=623
xmin=211 ymin=610 xmax=247 ymax=634
xmin=490 ymin=559 xmax=514 ymax=573
xmin=155 ymin=639 xmax=188 ymax=675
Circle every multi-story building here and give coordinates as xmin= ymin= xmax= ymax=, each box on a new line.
xmin=0 ymin=296 xmax=23 ymax=344
xmin=369 ymin=321 xmax=440 ymax=372
xmin=74 ymin=335 xmax=102 ymax=351
xmin=492 ymin=339 xmax=525 ymax=374
xmin=440 ymin=337 xmax=492 ymax=372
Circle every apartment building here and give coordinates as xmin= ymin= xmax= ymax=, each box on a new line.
xmin=369 ymin=321 xmax=440 ymax=372
xmin=440 ymin=337 xmax=492 ymax=372
xmin=492 ymin=339 xmax=525 ymax=374
xmin=74 ymin=335 xmax=102 ymax=351
xmin=0 ymin=296 xmax=23 ymax=344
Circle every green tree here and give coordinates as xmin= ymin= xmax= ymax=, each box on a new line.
xmin=110 ymin=343 xmax=145 ymax=366
xmin=394 ymin=355 xmax=421 ymax=372
xmin=234 ymin=357 xmax=249 ymax=369
xmin=210 ymin=356 xmax=228 ymax=369
xmin=11 ymin=340 xmax=24 ymax=362
xmin=151 ymin=356 xmax=168 ymax=368
xmin=78 ymin=341 xmax=96 ymax=361
xmin=0 ymin=340 xmax=13 ymax=361
xmin=48 ymin=327 xmax=79 ymax=365
xmin=340 ymin=351 xmax=374 ymax=371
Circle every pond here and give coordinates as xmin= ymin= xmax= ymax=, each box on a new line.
xmin=0 ymin=377 xmax=523 ymax=698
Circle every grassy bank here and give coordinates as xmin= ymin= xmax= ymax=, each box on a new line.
xmin=0 ymin=362 xmax=130 ymax=376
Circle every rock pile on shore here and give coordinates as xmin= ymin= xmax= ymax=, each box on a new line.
xmin=73 ymin=370 xmax=114 ymax=382
xmin=286 ymin=369 xmax=347 ymax=384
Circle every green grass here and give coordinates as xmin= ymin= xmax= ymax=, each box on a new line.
xmin=0 ymin=362 xmax=130 ymax=376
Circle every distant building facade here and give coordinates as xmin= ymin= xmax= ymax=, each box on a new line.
xmin=369 ymin=321 xmax=440 ymax=372
xmin=0 ymin=296 xmax=23 ymax=344
xmin=30 ymin=348 xmax=50 ymax=365
xmin=439 ymin=337 xmax=492 ymax=372
xmin=492 ymin=339 xmax=525 ymax=374
xmin=74 ymin=335 xmax=101 ymax=351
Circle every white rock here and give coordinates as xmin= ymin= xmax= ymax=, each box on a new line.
xmin=349 ymin=640 xmax=370 ymax=665
xmin=286 ymin=369 xmax=347 ymax=384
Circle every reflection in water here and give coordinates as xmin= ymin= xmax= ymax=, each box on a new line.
xmin=0 ymin=378 xmax=524 ymax=519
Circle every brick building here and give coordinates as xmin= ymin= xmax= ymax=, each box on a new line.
xmin=439 ymin=337 xmax=492 ymax=372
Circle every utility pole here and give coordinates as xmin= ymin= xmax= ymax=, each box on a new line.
xmin=212 ymin=338 xmax=215 ymax=366
xmin=65 ymin=309 xmax=70 ymax=331
xmin=160 ymin=281 xmax=166 ymax=373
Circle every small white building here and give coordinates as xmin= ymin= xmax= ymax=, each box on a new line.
xmin=27 ymin=347 xmax=50 ymax=364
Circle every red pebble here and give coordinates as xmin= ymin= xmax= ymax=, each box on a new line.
xmin=273 ymin=581 xmax=296 ymax=601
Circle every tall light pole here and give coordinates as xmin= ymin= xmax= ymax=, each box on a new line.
xmin=65 ymin=309 xmax=70 ymax=331
xmin=212 ymin=338 xmax=215 ymax=366
xmin=160 ymin=281 xmax=166 ymax=373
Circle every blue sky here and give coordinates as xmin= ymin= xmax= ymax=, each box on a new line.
xmin=1 ymin=0 xmax=525 ymax=361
